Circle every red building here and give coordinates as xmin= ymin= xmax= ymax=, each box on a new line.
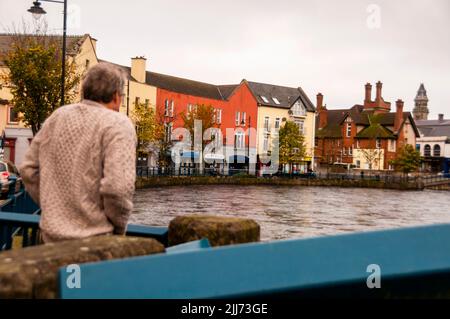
xmin=315 ymin=82 xmax=420 ymax=171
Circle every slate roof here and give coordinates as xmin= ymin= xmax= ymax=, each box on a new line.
xmin=0 ymin=33 xmax=88 ymax=66
xmin=416 ymin=118 xmax=450 ymax=138
xmin=246 ymin=81 xmax=315 ymax=112
xmin=316 ymin=105 xmax=420 ymax=139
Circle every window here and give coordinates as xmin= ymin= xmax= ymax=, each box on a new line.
xmin=264 ymin=117 xmax=270 ymax=132
xmin=164 ymin=99 xmax=170 ymax=116
xmin=234 ymin=132 xmax=245 ymax=149
xmin=260 ymin=96 xmax=269 ymax=103
xmin=389 ymin=140 xmax=397 ymax=152
xmin=346 ymin=123 xmax=352 ymax=138
xmin=292 ymin=101 xmax=306 ymax=117
xmin=272 ymin=97 xmax=280 ymax=105
xmin=356 ymin=160 xmax=361 ymax=168
xmin=416 ymin=144 xmax=420 ymax=152
xmin=433 ymin=145 xmax=441 ymax=157
xmin=424 ymin=144 xmax=431 ymax=157
xmin=216 ymin=109 xmax=222 ymax=124
xmin=343 ymin=148 xmax=347 ymax=156
xmin=8 ymin=106 xmax=19 ymax=123
xmin=145 ymin=99 xmax=150 ymax=107
xmin=242 ymin=112 xmax=247 ymax=126
xmin=295 ymin=120 xmax=304 ymax=134
xmin=235 ymin=112 xmax=241 ymax=126
xmin=170 ymin=101 xmax=174 ymax=117
xmin=263 ymin=135 xmax=269 ymax=152
xmin=275 ymin=118 xmax=281 ymax=129
xmin=164 ymin=123 xmax=173 ymax=142
xmin=349 ymin=147 xmax=353 ymax=156
xmin=135 ymin=97 xmax=140 ymax=106
xmin=356 ymin=140 xmax=360 ymax=149
xmin=376 ymin=139 xmax=381 ymax=149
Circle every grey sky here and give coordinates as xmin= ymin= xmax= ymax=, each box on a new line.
xmin=1 ymin=0 xmax=449 ymax=118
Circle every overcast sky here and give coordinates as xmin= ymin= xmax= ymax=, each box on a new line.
xmin=1 ymin=0 xmax=449 ymax=118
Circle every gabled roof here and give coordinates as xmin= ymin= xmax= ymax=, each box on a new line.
xmin=0 ymin=33 xmax=90 ymax=66
xmin=146 ymin=72 xmax=224 ymax=100
xmin=245 ymin=81 xmax=315 ymax=112
xmin=356 ymin=124 xmax=395 ymax=139
xmin=316 ymin=104 xmax=420 ymax=139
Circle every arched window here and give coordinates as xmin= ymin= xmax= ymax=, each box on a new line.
xmin=424 ymin=145 xmax=431 ymax=157
xmin=433 ymin=145 xmax=441 ymax=157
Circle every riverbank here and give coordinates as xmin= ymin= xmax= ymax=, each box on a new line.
xmin=136 ymin=176 xmax=424 ymax=190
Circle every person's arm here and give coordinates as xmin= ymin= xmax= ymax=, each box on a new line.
xmin=18 ymin=119 xmax=52 ymax=205
xmin=100 ymin=117 xmax=137 ymax=235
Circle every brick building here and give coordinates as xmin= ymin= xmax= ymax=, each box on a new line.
xmin=315 ymin=82 xmax=420 ymax=171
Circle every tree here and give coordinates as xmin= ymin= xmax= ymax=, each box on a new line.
xmin=131 ymin=102 xmax=164 ymax=164
xmin=360 ymin=149 xmax=383 ymax=170
xmin=1 ymin=33 xmax=80 ymax=135
xmin=278 ymin=121 xmax=306 ymax=173
xmin=180 ymin=104 xmax=218 ymax=144
xmin=390 ymin=144 xmax=421 ymax=175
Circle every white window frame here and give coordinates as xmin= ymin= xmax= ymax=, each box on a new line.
xmin=260 ymin=96 xmax=269 ymax=103
xmin=263 ymin=135 xmax=269 ymax=152
xmin=170 ymin=100 xmax=174 ymax=117
xmin=216 ymin=109 xmax=222 ymax=124
xmin=164 ymin=99 xmax=169 ymax=116
xmin=346 ymin=123 xmax=352 ymax=138
xmin=234 ymin=131 xmax=245 ymax=149
xmin=264 ymin=117 xmax=270 ymax=133
xmin=235 ymin=112 xmax=240 ymax=126
xmin=376 ymin=139 xmax=381 ymax=149
xmin=242 ymin=112 xmax=247 ymax=126
xmin=275 ymin=118 xmax=280 ymax=129
xmin=272 ymin=97 xmax=281 ymax=105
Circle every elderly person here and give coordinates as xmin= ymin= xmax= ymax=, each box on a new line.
xmin=19 ymin=62 xmax=137 ymax=243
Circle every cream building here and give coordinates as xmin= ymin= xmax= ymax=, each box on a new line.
xmin=245 ymin=82 xmax=316 ymax=173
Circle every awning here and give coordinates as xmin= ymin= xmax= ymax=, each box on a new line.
xmin=180 ymin=151 xmax=200 ymax=160
xmin=228 ymin=155 xmax=249 ymax=164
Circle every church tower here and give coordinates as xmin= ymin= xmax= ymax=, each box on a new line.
xmin=413 ymin=83 xmax=429 ymax=120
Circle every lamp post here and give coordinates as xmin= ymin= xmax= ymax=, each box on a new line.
xmin=28 ymin=0 xmax=68 ymax=106
xmin=241 ymin=115 xmax=252 ymax=174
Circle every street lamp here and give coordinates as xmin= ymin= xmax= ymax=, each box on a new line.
xmin=28 ymin=0 xmax=68 ymax=106
xmin=241 ymin=115 xmax=252 ymax=174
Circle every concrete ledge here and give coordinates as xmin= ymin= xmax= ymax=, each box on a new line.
xmin=0 ymin=235 xmax=165 ymax=299
xmin=168 ymin=215 xmax=260 ymax=247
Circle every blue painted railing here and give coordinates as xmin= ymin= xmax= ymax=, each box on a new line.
xmin=59 ymin=223 xmax=450 ymax=299
xmin=0 ymin=180 xmax=168 ymax=250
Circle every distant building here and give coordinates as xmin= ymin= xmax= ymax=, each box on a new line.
xmin=416 ymin=114 xmax=450 ymax=174
xmin=413 ymin=84 xmax=430 ymax=121
xmin=315 ymin=82 xmax=420 ymax=171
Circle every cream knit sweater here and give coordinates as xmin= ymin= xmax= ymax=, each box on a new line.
xmin=19 ymin=100 xmax=137 ymax=243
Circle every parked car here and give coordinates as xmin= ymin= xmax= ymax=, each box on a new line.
xmin=0 ymin=160 xmax=23 ymax=199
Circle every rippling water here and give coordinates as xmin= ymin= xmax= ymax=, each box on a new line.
xmin=131 ymin=185 xmax=450 ymax=241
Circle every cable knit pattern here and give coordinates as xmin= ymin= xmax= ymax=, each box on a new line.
xmin=19 ymin=100 xmax=137 ymax=243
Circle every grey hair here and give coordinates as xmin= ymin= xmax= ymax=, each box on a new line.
xmin=81 ymin=62 xmax=126 ymax=104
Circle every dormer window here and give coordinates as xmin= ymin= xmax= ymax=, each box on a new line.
xmin=260 ymin=96 xmax=269 ymax=103
xmin=272 ymin=97 xmax=281 ymax=105
xmin=291 ymin=101 xmax=306 ymax=117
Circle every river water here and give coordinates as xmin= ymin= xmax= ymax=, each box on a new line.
xmin=131 ymin=185 xmax=450 ymax=241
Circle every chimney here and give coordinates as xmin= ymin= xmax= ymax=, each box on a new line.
xmin=318 ymin=94 xmax=328 ymax=129
xmin=438 ymin=114 xmax=444 ymax=122
xmin=365 ymin=83 xmax=372 ymax=104
xmin=317 ymin=93 xmax=324 ymax=110
xmin=394 ymin=99 xmax=404 ymax=132
xmin=375 ymin=81 xmax=383 ymax=102
xmin=131 ymin=56 xmax=147 ymax=83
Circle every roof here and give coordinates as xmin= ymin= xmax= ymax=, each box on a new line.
xmin=0 ymin=33 xmax=89 ymax=66
xmin=245 ymin=81 xmax=315 ymax=112
xmin=316 ymin=105 xmax=420 ymax=139
xmin=356 ymin=124 xmax=395 ymax=139
xmin=146 ymin=72 xmax=224 ymax=100
xmin=98 ymin=59 xmax=137 ymax=82
xmin=416 ymin=119 xmax=450 ymax=138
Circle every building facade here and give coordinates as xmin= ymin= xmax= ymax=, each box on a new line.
xmin=315 ymin=82 xmax=420 ymax=171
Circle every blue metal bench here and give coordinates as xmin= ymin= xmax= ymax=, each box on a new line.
xmin=59 ymin=223 xmax=450 ymax=299
xmin=0 ymin=212 xmax=169 ymax=251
